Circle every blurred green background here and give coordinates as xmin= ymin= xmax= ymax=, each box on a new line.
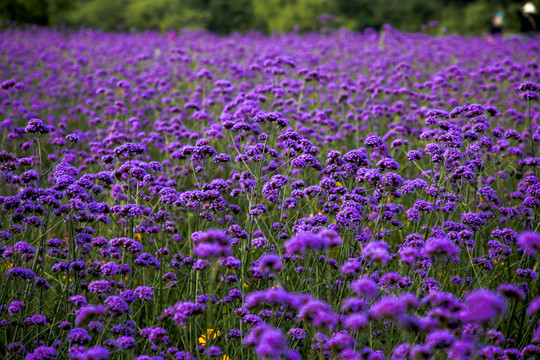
xmin=0 ymin=0 xmax=538 ymax=34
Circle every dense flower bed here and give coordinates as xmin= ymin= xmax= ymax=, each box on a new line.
xmin=1 ymin=26 xmax=540 ymax=360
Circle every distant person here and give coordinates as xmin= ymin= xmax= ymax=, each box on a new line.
xmin=490 ymin=12 xmax=504 ymax=35
xmin=521 ymin=2 xmax=539 ymax=34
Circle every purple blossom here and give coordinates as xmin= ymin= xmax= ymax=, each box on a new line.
xmin=192 ymin=229 xmax=231 ymax=258
xmin=363 ymin=241 xmax=391 ymax=264
xmin=244 ymin=325 xmax=288 ymax=358
xmin=25 ymin=119 xmax=49 ymax=134
xmin=8 ymin=301 xmax=25 ymax=315
xmin=76 ymin=304 xmax=106 ymax=325
xmin=135 ymin=286 xmax=154 ymax=301
xmin=24 ymin=314 xmax=47 ymax=326
xmin=521 ymin=91 xmax=539 ymax=101
xmin=79 ymin=347 xmax=109 ymax=360
xmin=422 ymin=237 xmax=459 ymax=259
xmin=517 ymin=231 xmax=540 ymax=256
xmin=284 ymin=230 xmax=340 ymax=254
xmin=256 ymin=254 xmax=283 ymax=273
xmin=25 ymin=346 xmax=57 ymax=360
xmin=460 ymin=290 xmax=506 ymax=325
xmin=105 ymin=296 xmax=131 ymax=316
xmin=350 ymin=278 xmax=379 ymax=299
xmin=67 ymin=328 xmax=92 ymax=344
xmin=369 ymin=296 xmax=406 ymax=321
xmin=365 ymin=135 xmax=383 ymax=148
xmin=113 ymin=143 xmax=146 ymax=157
xmin=160 ymin=301 xmax=205 ymax=325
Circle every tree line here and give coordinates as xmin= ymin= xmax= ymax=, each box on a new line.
xmin=1 ymin=0 xmax=538 ymax=34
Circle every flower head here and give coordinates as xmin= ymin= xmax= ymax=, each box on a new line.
xmin=461 ymin=290 xmax=506 ymax=325
xmin=517 ymin=231 xmax=540 ymax=256
xmin=25 ymin=119 xmax=49 ymax=135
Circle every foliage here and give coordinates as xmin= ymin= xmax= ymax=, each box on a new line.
xmin=66 ymin=0 xmax=128 ymax=31
xmin=1 ymin=0 xmax=540 ymax=34
xmin=252 ymin=0 xmax=337 ymax=33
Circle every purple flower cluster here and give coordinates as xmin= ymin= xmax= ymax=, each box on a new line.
xmin=0 ymin=25 xmax=539 ymax=360
xmin=192 ymin=229 xmax=232 ymax=258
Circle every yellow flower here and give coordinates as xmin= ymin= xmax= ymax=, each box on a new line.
xmin=198 ymin=329 xmax=219 ymax=345
xmin=135 ymin=233 xmax=142 ymax=241
xmin=336 ymin=181 xmax=343 ymax=187
xmin=221 ymin=356 xmax=230 ymax=360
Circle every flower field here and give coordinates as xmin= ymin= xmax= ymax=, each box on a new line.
xmin=1 ymin=26 xmax=540 ymax=360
